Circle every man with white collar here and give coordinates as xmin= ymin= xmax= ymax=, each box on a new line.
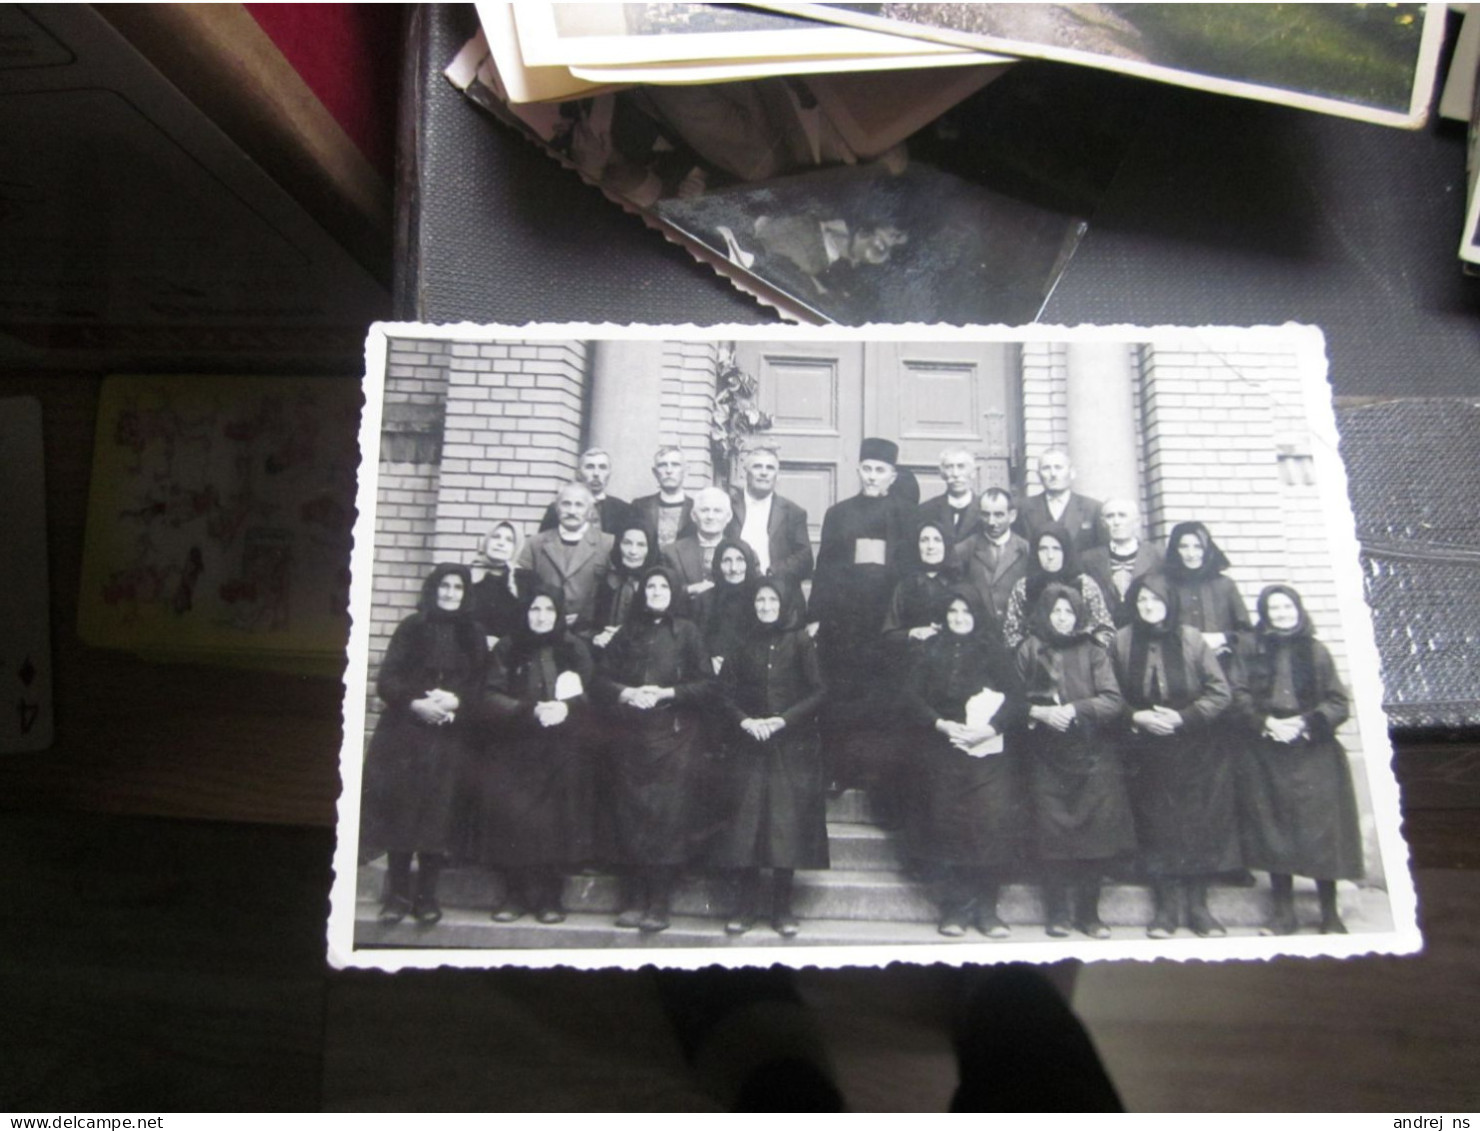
xmin=661 ymin=486 xmax=733 ymax=598
xmin=1081 ymin=496 xmax=1160 ymax=626
xmin=517 ymin=482 xmax=614 ymax=630
xmin=538 ymin=447 xmax=635 ymax=536
xmin=630 ymin=445 xmax=694 ymax=547
xmin=959 ymin=486 xmax=1029 ymax=628
xmin=918 ymin=446 xmax=983 ymax=545
xmin=726 ymin=443 xmax=813 ymax=586
xmin=1014 ymin=447 xmax=1104 ymax=553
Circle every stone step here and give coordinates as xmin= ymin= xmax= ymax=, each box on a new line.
xmin=826 ymin=823 xmax=903 ymax=871
xmin=360 ymin=862 xmax=1388 ymax=931
xmin=355 ymin=887 xmax=1393 ymax=949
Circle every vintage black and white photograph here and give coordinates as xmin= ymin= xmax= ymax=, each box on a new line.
xmin=510 ymin=1 xmax=987 ymax=69
xmin=328 ymin=323 xmax=1417 ymax=971
xmin=759 ymin=2 xmax=1446 ymax=127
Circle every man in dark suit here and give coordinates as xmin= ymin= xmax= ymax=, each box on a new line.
xmin=726 ymin=443 xmax=813 ymax=586
xmin=517 ymin=483 xmax=614 ymax=630
xmin=1080 ymin=496 xmax=1160 ymax=626
xmin=538 ymin=447 xmax=635 ymax=535
xmin=1014 ymin=448 xmax=1104 ymax=553
xmin=661 ymin=486 xmax=733 ymax=598
xmin=629 ymin=445 xmax=694 ymax=547
xmin=917 ymin=446 xmax=983 ymax=546
xmin=959 ymin=486 xmax=1030 ymax=628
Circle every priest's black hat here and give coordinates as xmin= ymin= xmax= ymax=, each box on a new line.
xmin=859 ymin=437 xmax=898 ymax=465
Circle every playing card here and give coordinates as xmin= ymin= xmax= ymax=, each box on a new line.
xmin=0 ymin=397 xmax=53 ymax=751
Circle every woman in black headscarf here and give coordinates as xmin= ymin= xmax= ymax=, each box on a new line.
xmin=903 ymin=584 xmax=1029 ymax=938
xmin=595 ymin=564 xmax=713 ymax=933
xmin=361 ymin=563 xmax=486 ymax=926
xmin=1162 ymin=521 xmax=1251 ymax=659
xmin=469 ymin=520 xmax=533 ymax=649
xmin=1111 ymin=573 xmax=1235 ymax=938
xmin=882 ymin=517 xmax=970 ymax=654
xmin=464 ymin=584 xmax=594 ymax=925
xmin=1236 ymin=584 xmax=1363 ymax=935
xmin=703 ymin=536 xmax=762 ymax=671
xmin=1015 ymin=582 xmax=1126 ymax=939
xmin=711 ymin=576 xmax=829 ymax=937
xmin=1002 ymin=525 xmax=1115 ymax=650
xmin=590 ymin=522 xmax=661 ymax=652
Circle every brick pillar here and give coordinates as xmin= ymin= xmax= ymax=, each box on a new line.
xmin=588 ymin=339 xmax=667 ymax=503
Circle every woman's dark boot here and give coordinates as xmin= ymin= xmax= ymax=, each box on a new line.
xmin=1147 ymin=880 xmax=1180 ymax=938
xmin=771 ymin=868 xmax=799 ymax=938
xmin=615 ymin=873 xmax=647 ymax=929
xmin=727 ymin=870 xmax=760 ymax=935
xmin=1317 ymin=879 xmax=1347 ymax=934
xmin=1264 ymin=872 xmax=1298 ymax=935
xmin=1074 ymin=881 xmax=1110 ymax=939
xmin=641 ymin=868 xmax=674 ymax=933
xmin=1042 ymin=885 xmax=1072 ymax=938
xmin=411 ymin=852 xmax=445 ymax=926
xmin=535 ymin=870 xmax=567 ymax=924
xmin=379 ymin=851 xmax=413 ymax=924
xmin=1186 ymin=878 xmax=1225 ymax=937
xmin=976 ymin=882 xmax=1010 ymax=939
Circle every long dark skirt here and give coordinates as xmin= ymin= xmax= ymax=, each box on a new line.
xmin=1024 ymin=726 xmax=1136 ymax=862
xmin=708 ymin=725 xmax=830 ymax=870
xmin=460 ymin=725 xmax=591 ymax=869
xmin=1237 ymin=733 xmax=1364 ymax=880
xmin=910 ymin=738 xmax=1027 ymax=870
xmin=1124 ymin=731 xmax=1241 ymax=876
xmin=359 ymin=709 xmax=464 ymax=859
xmin=611 ymin=707 xmax=702 ymax=866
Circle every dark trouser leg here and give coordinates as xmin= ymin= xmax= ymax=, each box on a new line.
xmin=412 ymin=852 xmax=445 ymax=925
xmin=975 ymin=874 xmax=1008 ymax=938
xmin=727 ymin=869 xmax=760 ymax=935
xmin=380 ymin=851 xmax=413 ymax=922
xmin=1267 ymin=871 xmax=1297 ymax=935
xmin=535 ymin=869 xmax=567 ymax=923
xmin=938 ymin=866 xmax=973 ymax=937
xmin=1317 ymin=878 xmax=1347 ymax=934
xmin=771 ymin=868 xmax=798 ymax=937
xmin=1074 ymin=874 xmax=1109 ymax=939
xmin=1185 ymin=876 xmax=1226 ymax=937
xmin=951 ymin=965 xmax=1122 ymax=1112
xmin=1042 ymin=871 xmax=1072 ymax=938
xmin=1147 ymin=878 xmax=1181 ymax=938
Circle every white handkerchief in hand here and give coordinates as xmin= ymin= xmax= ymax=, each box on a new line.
xmin=554 ymin=670 xmax=583 ymax=701
xmin=963 ymin=688 xmax=1005 ymax=758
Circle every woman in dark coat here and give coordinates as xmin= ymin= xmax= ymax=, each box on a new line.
xmin=1015 ymin=582 xmax=1127 ymax=939
xmin=1162 ymin=521 xmax=1251 ymax=659
xmin=590 ymin=522 xmax=660 ymax=652
xmin=469 ymin=520 xmax=533 ymax=649
xmin=1002 ymin=525 xmax=1115 ymax=649
xmin=882 ymin=518 xmax=968 ymax=653
xmin=1236 ymin=584 xmax=1363 ymax=935
xmin=903 ymin=584 xmax=1029 ymax=938
xmin=465 ymin=585 xmax=594 ymax=925
xmin=595 ymin=564 xmax=713 ymax=933
xmin=361 ymin=563 xmax=485 ymax=926
xmin=1111 ymin=573 xmax=1235 ymax=938
xmin=703 ymin=537 xmax=761 ymax=671
xmin=712 ymin=576 xmax=828 ymax=937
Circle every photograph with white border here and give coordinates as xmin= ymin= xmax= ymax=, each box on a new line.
xmin=328 ymin=322 xmax=1419 ymax=972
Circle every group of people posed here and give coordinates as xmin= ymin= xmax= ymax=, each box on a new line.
xmin=360 ymin=437 xmax=1365 ymax=942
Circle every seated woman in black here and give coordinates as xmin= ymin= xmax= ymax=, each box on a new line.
xmin=712 ymin=576 xmax=828 ymax=937
xmin=1110 ymin=573 xmax=1235 ymax=938
xmin=903 ymin=585 xmax=1029 ymax=938
xmin=360 ymin=563 xmax=485 ymax=926
xmin=595 ymin=565 xmax=713 ymax=933
xmin=1235 ymin=584 xmax=1363 ymax=935
xmin=1015 ymin=582 xmax=1127 ymax=939
xmin=467 ymin=585 xmax=593 ymax=925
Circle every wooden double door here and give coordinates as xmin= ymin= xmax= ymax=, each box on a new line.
xmin=734 ymin=340 xmax=1021 ymax=553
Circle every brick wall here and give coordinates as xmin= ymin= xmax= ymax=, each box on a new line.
xmin=662 ymin=340 xmax=718 ymax=490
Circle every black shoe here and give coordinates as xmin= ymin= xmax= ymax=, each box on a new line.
xmin=491 ymin=902 xmax=526 ymax=923
xmin=1045 ymin=920 xmax=1073 ymax=939
xmin=1319 ymin=912 xmax=1348 ymax=935
xmin=1187 ymin=905 xmax=1226 ymax=938
xmin=378 ymin=896 xmax=412 ymax=925
xmin=976 ymin=908 xmax=1011 ymax=939
xmin=411 ymin=896 xmax=443 ymax=926
xmin=772 ymin=913 xmax=800 ymax=938
xmin=639 ymin=910 xmax=671 ymax=933
xmin=536 ymin=907 xmax=567 ymax=924
xmin=615 ymin=907 xmax=645 ymax=929
xmin=1076 ymin=917 xmax=1111 ymax=940
xmin=938 ymin=911 xmax=969 ymax=938
xmin=725 ymin=914 xmax=756 ymax=936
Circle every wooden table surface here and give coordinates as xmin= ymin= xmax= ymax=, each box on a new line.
xmin=3 ymin=372 xmax=1477 ymax=1112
